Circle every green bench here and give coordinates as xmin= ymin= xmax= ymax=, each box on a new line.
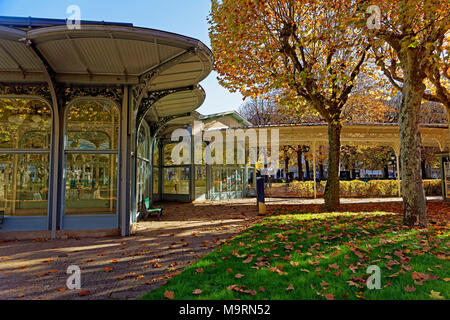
xmin=138 ymin=196 xmax=163 ymax=221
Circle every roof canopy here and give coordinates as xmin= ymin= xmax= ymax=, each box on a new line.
xmin=0 ymin=16 xmax=213 ymax=123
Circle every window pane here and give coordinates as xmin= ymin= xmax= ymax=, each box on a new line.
xmin=65 ymin=154 xmax=117 ymax=214
xmin=163 ymin=143 xmax=175 ymax=166
xmin=221 ymin=168 xmax=228 ymax=192
xmin=163 ymin=166 xmax=190 ymax=194
xmin=137 ymin=122 xmax=150 ymax=159
xmin=153 ymin=167 xmax=159 ymax=196
xmin=195 ymin=165 xmax=206 ymax=198
xmin=0 ymin=98 xmax=51 ymax=149
xmin=136 ymin=158 xmax=150 ymax=204
xmin=0 ymin=153 xmax=49 ymax=216
xmin=66 ymin=100 xmax=119 ymax=150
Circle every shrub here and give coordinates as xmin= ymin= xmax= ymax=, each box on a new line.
xmin=274 ymin=179 xmax=442 ymax=198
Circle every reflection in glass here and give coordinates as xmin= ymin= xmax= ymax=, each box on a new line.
xmin=0 ymin=99 xmax=51 ymax=149
xmin=0 ymin=154 xmax=49 ymax=216
xmin=195 ymin=166 xmax=206 ymax=198
xmin=66 ymin=100 xmax=119 ymax=150
xmin=0 ymin=98 xmax=51 ymax=217
xmin=65 ymin=154 xmax=117 ymax=214
xmin=163 ymin=167 xmax=190 ymax=194
xmin=153 ymin=167 xmax=159 ymax=196
xmin=65 ymin=100 xmax=119 ymax=215
xmin=136 ymin=121 xmax=150 ymax=208
xmin=221 ymin=168 xmax=228 ymax=192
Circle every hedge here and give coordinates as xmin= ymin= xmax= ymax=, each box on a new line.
xmin=266 ymin=179 xmax=442 ymax=198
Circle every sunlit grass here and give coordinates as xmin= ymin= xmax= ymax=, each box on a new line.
xmin=142 ymin=211 xmax=449 ymax=300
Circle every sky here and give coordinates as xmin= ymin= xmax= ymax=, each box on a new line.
xmin=0 ymin=0 xmax=245 ymax=115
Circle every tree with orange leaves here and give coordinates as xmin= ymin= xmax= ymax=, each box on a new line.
xmin=209 ymin=0 xmax=370 ymax=210
xmin=356 ymin=0 xmax=449 ymax=227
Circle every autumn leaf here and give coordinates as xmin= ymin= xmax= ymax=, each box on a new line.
xmin=79 ymin=290 xmax=90 ymax=296
xmin=117 ymin=272 xmax=136 ymax=280
xmin=286 ymin=284 xmax=294 ymax=291
xmin=111 ymin=259 xmax=118 ymax=263
xmin=324 ymin=293 xmax=335 ymax=300
xmin=404 ymin=285 xmax=416 ymax=292
xmin=192 ymin=289 xmax=203 ymax=295
xmin=195 ymin=268 xmax=204 ymax=273
xmin=164 ymin=290 xmax=174 ymax=300
xmin=235 ymin=273 xmax=245 ymax=279
xmin=104 ymin=267 xmax=114 ymax=272
xmin=243 ymin=256 xmax=253 ymax=264
xmin=429 ymin=290 xmax=444 ymax=300
xmin=136 ymin=275 xmax=144 ymax=280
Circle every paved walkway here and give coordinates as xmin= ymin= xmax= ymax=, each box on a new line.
xmin=0 ymin=201 xmax=260 ymax=300
xmin=0 ymin=196 xmax=445 ymax=300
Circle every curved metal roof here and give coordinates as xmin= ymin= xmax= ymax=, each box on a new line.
xmin=0 ymin=16 xmax=213 ymax=121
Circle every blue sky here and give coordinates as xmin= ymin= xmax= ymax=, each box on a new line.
xmin=0 ymin=0 xmax=245 ymax=115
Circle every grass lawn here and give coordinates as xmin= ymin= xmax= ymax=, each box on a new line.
xmin=141 ymin=210 xmax=449 ymax=300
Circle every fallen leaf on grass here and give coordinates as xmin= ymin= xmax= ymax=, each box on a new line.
xmin=286 ymin=284 xmax=294 ymax=291
xmin=235 ymin=273 xmax=245 ymax=279
xmin=192 ymin=289 xmax=203 ymax=295
xmin=195 ymin=268 xmax=204 ymax=273
xmin=164 ymin=290 xmax=174 ymax=300
xmin=324 ymin=293 xmax=335 ymax=300
xmin=404 ymin=285 xmax=416 ymax=292
xmin=429 ymin=290 xmax=444 ymax=300
xmin=243 ymin=256 xmax=253 ymax=264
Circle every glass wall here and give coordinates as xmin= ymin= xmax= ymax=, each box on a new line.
xmin=162 ymin=142 xmax=190 ymax=195
xmin=136 ymin=121 xmax=151 ymax=208
xmin=210 ymin=166 xmax=245 ymax=200
xmin=64 ymin=99 xmax=119 ymax=215
xmin=0 ymin=98 xmax=51 ymax=216
xmin=194 ymin=165 xmax=206 ymax=199
xmin=152 ymin=142 xmax=159 ymax=199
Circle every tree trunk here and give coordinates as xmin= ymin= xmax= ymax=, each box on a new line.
xmin=399 ymin=60 xmax=427 ymax=227
xmin=383 ymin=165 xmax=389 ymax=179
xmin=284 ymin=156 xmax=290 ymax=182
xmin=305 ymin=160 xmax=310 ymax=180
xmin=297 ymin=146 xmax=303 ymax=181
xmin=319 ymin=163 xmax=324 ymax=180
xmin=324 ymin=121 xmax=342 ymax=210
xmin=421 ymin=161 xmax=427 ymax=179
